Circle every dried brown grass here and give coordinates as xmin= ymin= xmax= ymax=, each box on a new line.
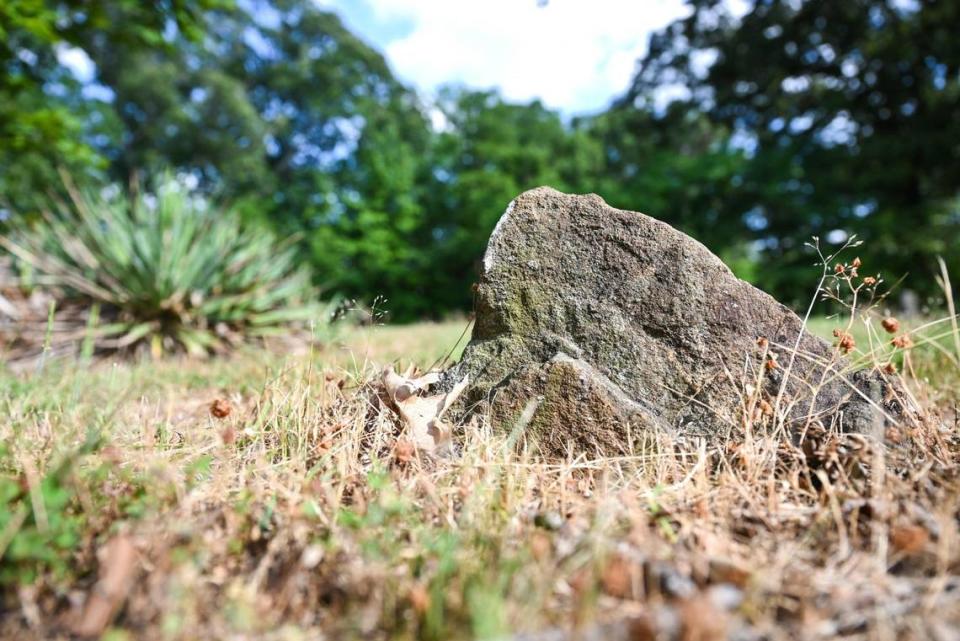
xmin=1 ymin=303 xmax=958 ymax=641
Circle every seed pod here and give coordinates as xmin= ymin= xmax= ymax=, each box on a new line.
xmin=210 ymin=398 xmax=232 ymax=418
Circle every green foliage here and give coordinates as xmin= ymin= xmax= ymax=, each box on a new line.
xmin=622 ymin=0 xmax=960 ymax=305
xmin=2 ymin=0 xmax=957 ymax=321
xmin=2 ymin=175 xmax=326 ymax=356
xmin=0 ymin=0 xmax=228 ymax=214
xmin=414 ymin=89 xmax=603 ymax=316
xmin=0 ymin=432 xmax=100 ymax=586
xmin=584 ymin=105 xmax=756 ymax=275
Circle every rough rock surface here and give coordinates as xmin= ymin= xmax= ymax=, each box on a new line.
xmin=443 ymin=187 xmax=902 ymax=456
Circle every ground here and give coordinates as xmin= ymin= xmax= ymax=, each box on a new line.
xmin=1 ymin=319 xmax=958 ymax=640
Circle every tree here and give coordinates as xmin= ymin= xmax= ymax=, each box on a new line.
xmin=418 ymin=88 xmax=603 ymax=315
xmin=585 ymin=104 xmax=757 ymax=279
xmin=76 ymin=1 xmax=439 ymax=317
xmin=621 ymin=0 xmax=960 ymax=304
xmin=0 ymin=0 xmax=225 ymax=214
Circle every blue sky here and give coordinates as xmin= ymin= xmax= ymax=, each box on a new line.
xmin=315 ymin=0 xmax=692 ymax=115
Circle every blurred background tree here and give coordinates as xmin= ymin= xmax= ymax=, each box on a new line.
xmin=621 ymin=0 xmax=960 ymax=304
xmin=0 ymin=0 xmax=226 ymax=213
xmin=419 ymin=89 xmax=603 ymax=313
xmin=2 ymin=0 xmax=957 ymax=320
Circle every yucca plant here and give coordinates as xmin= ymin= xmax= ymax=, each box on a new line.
xmin=1 ymin=175 xmax=328 ymax=357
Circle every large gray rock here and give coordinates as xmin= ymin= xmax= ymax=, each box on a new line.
xmin=444 ymin=187 xmax=904 ymax=456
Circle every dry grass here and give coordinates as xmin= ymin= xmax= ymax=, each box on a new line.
xmin=1 ymin=317 xmax=958 ymax=641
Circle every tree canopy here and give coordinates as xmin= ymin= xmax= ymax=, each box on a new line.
xmin=621 ymin=0 xmax=960 ymax=302
xmin=2 ymin=0 xmax=957 ymax=319
xmin=0 ymin=0 xmax=226 ymax=212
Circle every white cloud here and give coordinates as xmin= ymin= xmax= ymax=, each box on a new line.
xmin=322 ymin=0 xmax=690 ymax=114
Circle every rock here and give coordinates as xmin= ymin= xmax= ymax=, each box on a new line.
xmin=443 ymin=187 xmax=905 ymax=456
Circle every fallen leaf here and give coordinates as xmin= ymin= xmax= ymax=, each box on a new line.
xmin=300 ymin=544 xmax=325 ymax=569
xmin=891 ymin=524 xmax=928 ymax=555
xmin=381 ymin=366 xmax=468 ymax=455
xmin=707 ymin=558 xmax=751 ymax=588
xmin=530 ymin=531 xmax=552 ymax=562
xmin=72 ymin=535 xmax=139 ymax=638
xmin=408 ymin=583 xmax=430 ymax=615
xmin=679 ymin=593 xmax=728 ymax=641
xmin=220 ymin=425 xmax=236 ymax=445
xmin=600 ymin=554 xmax=635 ymax=599
xmin=393 ymin=438 xmax=416 ymax=464
xmin=382 ymin=367 xmax=441 ymax=402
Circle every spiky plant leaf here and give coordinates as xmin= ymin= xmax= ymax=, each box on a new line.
xmin=1 ymin=175 xmax=329 ymax=356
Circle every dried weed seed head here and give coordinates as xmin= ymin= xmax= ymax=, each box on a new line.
xmin=891 ymin=334 xmax=914 ymax=349
xmin=210 ymin=398 xmax=232 ymax=418
xmin=882 ymin=317 xmax=900 ymax=334
xmin=833 ymin=329 xmax=856 ymax=354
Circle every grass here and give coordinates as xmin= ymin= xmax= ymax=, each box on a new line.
xmin=1 ymin=318 xmax=958 ymax=640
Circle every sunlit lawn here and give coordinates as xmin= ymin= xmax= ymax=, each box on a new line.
xmin=1 ymin=316 xmax=958 ymax=640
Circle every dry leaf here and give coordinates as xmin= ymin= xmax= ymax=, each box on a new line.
xmin=300 ymin=544 xmax=325 ymax=569
xmin=393 ymin=438 xmax=416 ymax=464
xmin=408 ymin=583 xmax=430 ymax=615
xmin=530 ymin=531 xmax=552 ymax=562
xmin=210 ymin=398 xmax=232 ymax=418
xmin=679 ymin=593 xmax=728 ymax=641
xmin=72 ymin=535 xmax=139 ymax=638
xmin=381 ymin=366 xmax=468 ymax=455
xmin=890 ymin=524 xmax=929 ymax=554
xmin=707 ymin=558 xmax=751 ymax=588
xmin=220 ymin=425 xmax=236 ymax=445
xmin=382 ymin=367 xmax=440 ymax=402
xmin=600 ymin=554 xmax=635 ymax=599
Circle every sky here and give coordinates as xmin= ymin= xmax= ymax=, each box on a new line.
xmin=314 ymin=0 xmax=691 ymax=115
